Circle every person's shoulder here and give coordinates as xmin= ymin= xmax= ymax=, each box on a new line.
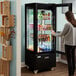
xmin=65 ymin=23 xmax=70 ymax=27
xmin=65 ymin=23 xmax=71 ymax=26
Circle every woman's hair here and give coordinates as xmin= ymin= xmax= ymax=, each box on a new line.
xmin=65 ymin=11 xmax=76 ymax=27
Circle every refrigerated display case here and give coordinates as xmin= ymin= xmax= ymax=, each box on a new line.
xmin=25 ymin=3 xmax=72 ymax=73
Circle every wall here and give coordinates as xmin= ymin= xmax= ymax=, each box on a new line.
xmin=10 ymin=0 xmax=16 ymax=76
xmin=21 ymin=0 xmax=61 ymax=62
xmin=0 ymin=0 xmax=2 ymax=58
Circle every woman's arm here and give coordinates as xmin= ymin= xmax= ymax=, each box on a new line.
xmin=51 ymin=23 xmax=70 ymax=37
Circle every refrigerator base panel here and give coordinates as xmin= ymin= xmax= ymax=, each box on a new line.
xmin=25 ymin=51 xmax=56 ymax=72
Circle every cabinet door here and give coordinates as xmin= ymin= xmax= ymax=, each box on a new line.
xmin=26 ymin=8 xmax=34 ymax=51
xmin=37 ymin=9 xmax=54 ymax=53
xmin=56 ymin=3 xmax=72 ymax=60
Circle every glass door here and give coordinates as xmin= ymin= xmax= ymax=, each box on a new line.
xmin=37 ymin=9 xmax=54 ymax=53
xmin=56 ymin=3 xmax=72 ymax=54
xmin=55 ymin=4 xmax=72 ymax=60
xmin=26 ymin=8 xmax=34 ymax=51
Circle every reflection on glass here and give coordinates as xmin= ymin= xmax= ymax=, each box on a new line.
xmin=27 ymin=9 xmax=34 ymax=51
xmin=37 ymin=10 xmax=53 ymax=53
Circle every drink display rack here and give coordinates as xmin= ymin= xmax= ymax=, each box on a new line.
xmin=25 ymin=3 xmax=56 ymax=74
xmin=0 ymin=0 xmax=15 ymax=76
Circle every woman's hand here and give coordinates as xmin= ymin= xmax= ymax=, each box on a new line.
xmin=51 ymin=30 xmax=56 ymax=36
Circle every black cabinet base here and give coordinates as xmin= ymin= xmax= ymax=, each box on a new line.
xmin=25 ymin=51 xmax=56 ymax=73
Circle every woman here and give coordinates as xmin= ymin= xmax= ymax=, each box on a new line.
xmin=51 ymin=11 xmax=76 ymax=76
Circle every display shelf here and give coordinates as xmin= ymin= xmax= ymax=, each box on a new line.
xmin=38 ymin=24 xmax=52 ymax=31
xmin=2 ymin=44 xmax=8 ymax=47
xmin=30 ymin=24 xmax=52 ymax=30
xmin=0 ymin=38 xmax=7 ymax=45
xmin=0 ymin=1 xmax=10 ymax=15
xmin=0 ymin=43 xmax=7 ymax=47
xmin=2 ymin=15 xmax=15 ymax=27
xmin=0 ymin=0 xmax=14 ymax=76
xmin=0 ymin=27 xmax=11 ymax=45
xmin=1 ymin=25 xmax=10 ymax=27
xmin=0 ymin=14 xmax=7 ymax=16
xmin=38 ymin=11 xmax=51 ymax=20
xmin=2 ymin=15 xmax=8 ymax=26
xmin=2 ymin=46 xmax=12 ymax=61
xmin=0 ymin=74 xmax=4 ymax=76
xmin=1 ymin=57 xmax=8 ymax=61
xmin=0 ymin=59 xmax=10 ymax=76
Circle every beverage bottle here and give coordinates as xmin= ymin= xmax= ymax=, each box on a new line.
xmin=43 ymin=43 xmax=46 ymax=51
xmin=48 ymin=44 xmax=50 ymax=51
xmin=48 ymin=13 xmax=50 ymax=20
